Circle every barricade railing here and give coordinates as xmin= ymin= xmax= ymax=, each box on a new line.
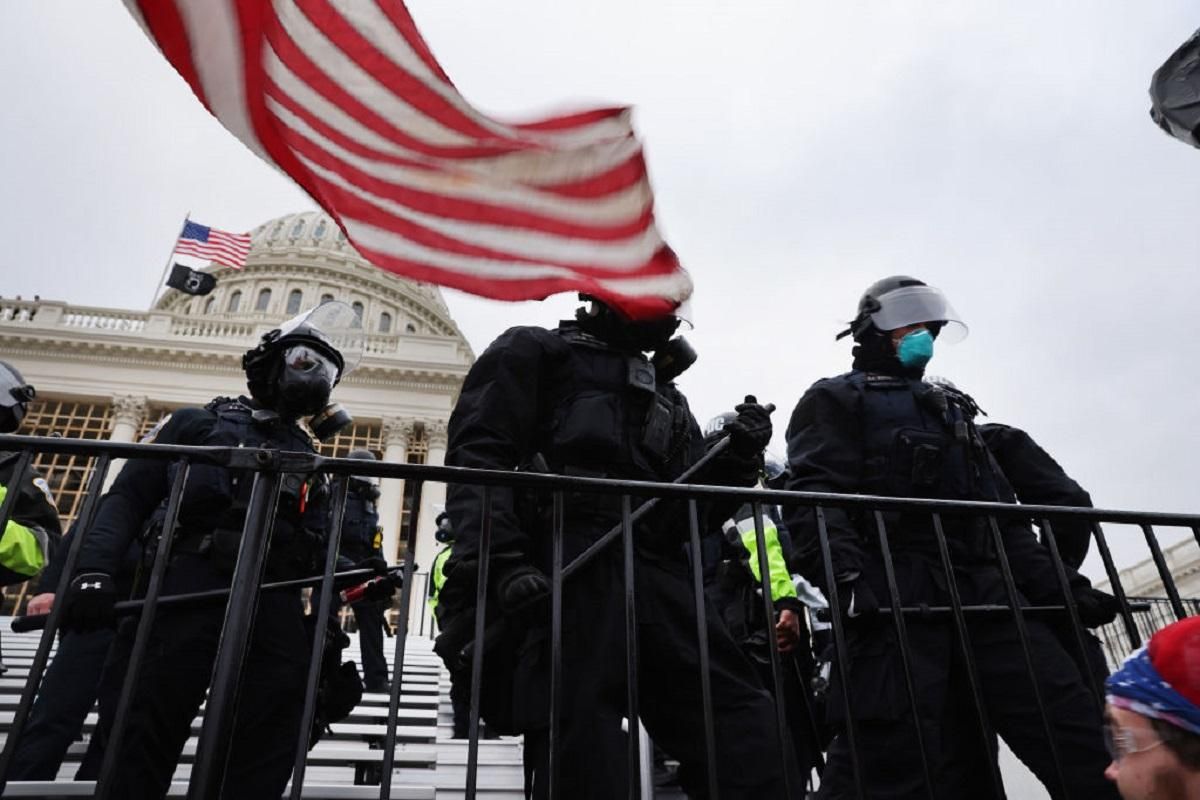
xmin=0 ymin=433 xmax=1196 ymax=799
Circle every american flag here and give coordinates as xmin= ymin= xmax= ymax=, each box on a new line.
xmin=122 ymin=0 xmax=691 ymax=318
xmin=174 ymin=220 xmax=252 ymax=270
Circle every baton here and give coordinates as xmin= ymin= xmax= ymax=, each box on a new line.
xmin=813 ymin=600 xmax=1150 ymax=623
xmin=11 ymin=563 xmax=405 ymax=633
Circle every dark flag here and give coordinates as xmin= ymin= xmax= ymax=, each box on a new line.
xmin=1150 ymin=28 xmax=1200 ymax=148
xmin=166 ymin=263 xmax=217 ymax=296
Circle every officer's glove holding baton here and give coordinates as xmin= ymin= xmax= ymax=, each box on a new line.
xmin=494 ymin=562 xmax=550 ymax=613
xmin=62 ymin=572 xmax=118 ymax=632
xmin=723 ymin=395 xmax=774 ymax=457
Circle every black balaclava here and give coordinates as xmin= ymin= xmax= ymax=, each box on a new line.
xmin=574 ymin=297 xmax=680 ymax=353
xmin=851 ymin=328 xmax=926 ymax=379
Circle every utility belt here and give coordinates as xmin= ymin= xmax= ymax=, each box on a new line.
xmin=166 ymin=522 xmax=315 ymax=577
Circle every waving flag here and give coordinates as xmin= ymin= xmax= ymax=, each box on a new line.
xmin=174 ymin=220 xmax=252 ymax=269
xmin=122 ymin=1 xmax=692 ymax=318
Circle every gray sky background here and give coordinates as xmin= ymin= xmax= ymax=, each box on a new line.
xmin=2 ymin=2 xmax=1198 ymax=580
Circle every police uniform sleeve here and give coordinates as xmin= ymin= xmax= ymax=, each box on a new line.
xmin=782 ymin=378 xmax=865 ymax=584
xmin=979 ymin=423 xmax=1094 ymax=570
xmin=444 ymin=327 xmax=561 ymax=564
xmin=0 ymin=456 xmax=63 ymax=586
xmin=76 ymin=408 xmax=216 ymax=576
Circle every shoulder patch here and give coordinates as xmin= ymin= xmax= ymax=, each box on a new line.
xmin=31 ymin=477 xmax=55 ymax=506
xmin=140 ymin=414 xmax=172 ymax=444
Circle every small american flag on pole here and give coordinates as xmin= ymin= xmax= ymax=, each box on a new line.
xmin=122 ymin=0 xmax=691 ymax=318
xmin=174 ymin=220 xmax=252 ymax=270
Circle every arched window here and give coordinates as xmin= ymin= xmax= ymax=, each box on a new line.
xmin=203 ymin=297 xmax=216 ymax=314
xmin=256 ymin=288 xmax=272 ymax=312
xmin=378 ymin=312 xmax=392 ymax=333
xmin=313 ymin=219 xmax=327 ymax=239
xmin=227 ymin=291 xmax=242 ymax=313
xmin=286 ymin=289 xmax=303 ymax=314
xmin=290 ymin=218 xmax=305 ymax=239
xmin=351 ymin=301 xmax=364 ymax=320
xmin=320 ymin=293 xmax=334 ymax=305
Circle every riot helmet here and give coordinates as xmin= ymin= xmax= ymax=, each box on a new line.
xmin=243 ymin=301 xmax=364 ymax=438
xmin=345 ymin=447 xmax=380 ymax=497
xmin=0 ymin=361 xmax=36 ymax=434
xmin=575 ymin=294 xmax=687 ymax=354
xmin=434 ymin=511 xmax=454 ymax=544
xmin=837 ymin=276 xmax=967 ymax=343
xmin=704 ymin=411 xmax=738 ymax=440
xmin=763 ymin=451 xmax=787 ymax=488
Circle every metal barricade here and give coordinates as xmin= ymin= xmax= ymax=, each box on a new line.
xmin=0 ymin=432 xmax=1196 ymax=799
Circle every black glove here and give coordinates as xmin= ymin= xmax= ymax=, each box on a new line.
xmin=494 ymin=563 xmax=550 ymax=613
xmin=62 ymin=572 xmax=118 ymax=632
xmin=355 ymin=556 xmax=390 ymax=578
xmin=722 ymin=395 xmax=773 ymax=458
xmin=1072 ymin=586 xmax=1119 ymax=628
xmin=360 ymin=574 xmax=401 ymax=604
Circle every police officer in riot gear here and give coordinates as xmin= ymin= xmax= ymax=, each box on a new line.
xmin=785 ymin=277 xmax=1118 ymax=799
xmin=437 ymin=295 xmax=794 ymax=798
xmin=428 ymin=511 xmax=473 ymax=738
xmin=334 ymin=448 xmax=390 ymax=693
xmin=59 ymin=302 xmax=362 ymax=800
xmin=0 ymin=360 xmax=60 ymax=592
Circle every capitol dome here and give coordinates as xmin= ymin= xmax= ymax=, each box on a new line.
xmin=156 ymin=210 xmax=464 ymax=341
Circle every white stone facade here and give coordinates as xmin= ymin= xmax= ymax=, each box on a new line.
xmin=0 ymin=211 xmax=473 ymax=599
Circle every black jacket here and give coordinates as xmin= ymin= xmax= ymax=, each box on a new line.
xmin=783 ymin=371 xmax=1088 ymax=603
xmin=76 ymin=397 xmax=326 ymax=579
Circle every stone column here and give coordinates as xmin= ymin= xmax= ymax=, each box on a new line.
xmin=377 ymin=416 xmax=416 ymax=564
xmin=103 ymin=395 xmax=147 ymax=491
xmin=415 ymin=419 xmax=448 ymax=575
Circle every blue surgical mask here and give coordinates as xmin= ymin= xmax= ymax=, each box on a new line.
xmin=896 ymin=329 xmax=934 ymax=369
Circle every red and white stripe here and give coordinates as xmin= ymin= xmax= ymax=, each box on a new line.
xmin=175 ymin=227 xmax=253 ymax=269
xmin=124 ymin=0 xmax=692 ymax=317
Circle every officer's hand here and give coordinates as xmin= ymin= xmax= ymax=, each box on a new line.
xmin=723 ymin=395 xmax=773 ymax=458
xmin=355 ymin=556 xmax=390 ymax=578
xmin=843 ymin=576 xmax=878 ymax=619
xmin=361 ymin=574 xmax=401 ymax=604
xmin=25 ymin=593 xmax=54 ymax=616
xmin=497 ymin=564 xmax=550 ymax=613
xmin=1072 ymin=586 xmax=1119 ymax=628
xmin=776 ymin=609 xmax=801 ymax=653
xmin=62 ymin=572 xmax=117 ymax=632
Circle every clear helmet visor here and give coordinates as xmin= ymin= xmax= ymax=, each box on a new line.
xmin=869 ymin=285 xmax=968 ymax=343
xmin=277 ymin=301 xmax=365 ymax=375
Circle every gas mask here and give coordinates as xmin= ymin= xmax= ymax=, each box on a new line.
xmin=274 ymin=347 xmax=354 ymax=441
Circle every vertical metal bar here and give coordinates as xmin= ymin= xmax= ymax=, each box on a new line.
xmin=463 ymin=485 xmax=491 ymax=800
xmin=1039 ymin=518 xmax=1103 ymax=704
xmin=930 ymin=513 xmax=1004 ymax=796
xmin=289 ymin=477 xmax=351 ymax=799
xmin=622 ymin=494 xmax=642 ymax=800
xmin=985 ymin=515 xmax=1068 ymax=798
xmin=1140 ymin=523 xmax=1186 ymax=621
xmin=0 ymin=451 xmax=111 ymax=790
xmin=1192 ymin=525 xmax=1200 ymax=553
xmin=1090 ymin=522 xmax=1139 ymax=650
xmin=749 ymin=502 xmax=794 ymax=800
xmin=95 ymin=459 xmax=193 ymax=800
xmin=814 ymin=505 xmax=865 ymax=800
xmin=548 ymin=491 xmax=564 ymax=800
xmin=872 ymin=512 xmax=935 ymax=800
xmin=685 ymin=499 xmax=719 ymax=800
xmin=381 ymin=478 xmax=424 ymax=800
xmin=188 ymin=470 xmax=283 ymax=800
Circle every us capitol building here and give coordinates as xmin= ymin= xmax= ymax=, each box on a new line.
xmin=0 ymin=210 xmax=474 ymax=620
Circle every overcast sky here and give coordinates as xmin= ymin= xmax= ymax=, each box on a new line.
xmin=2 ymin=2 xmax=1198 ymax=579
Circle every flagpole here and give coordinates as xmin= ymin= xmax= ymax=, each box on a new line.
xmin=148 ymin=211 xmax=192 ymax=310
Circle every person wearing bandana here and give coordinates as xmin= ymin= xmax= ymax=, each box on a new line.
xmin=1105 ymin=616 xmax=1200 ymax=799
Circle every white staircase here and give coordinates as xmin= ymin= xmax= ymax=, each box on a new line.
xmin=0 ymin=622 xmax=523 ymax=799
